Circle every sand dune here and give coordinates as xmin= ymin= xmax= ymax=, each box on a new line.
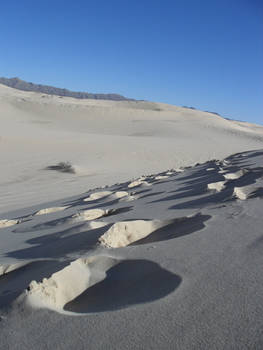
xmin=0 ymin=83 xmax=263 ymax=349
xmin=1 ymin=83 xmax=263 ymax=212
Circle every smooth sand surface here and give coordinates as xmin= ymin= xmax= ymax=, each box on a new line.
xmin=1 ymin=83 xmax=263 ymax=213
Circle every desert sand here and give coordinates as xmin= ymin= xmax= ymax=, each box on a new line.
xmin=0 ymin=83 xmax=262 ymax=213
xmin=0 ymin=84 xmax=263 ymax=349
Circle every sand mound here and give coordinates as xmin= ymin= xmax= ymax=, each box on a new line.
xmin=99 ymin=220 xmax=166 ymax=248
xmin=72 ymin=209 xmax=112 ymax=221
xmin=112 ymin=191 xmax=130 ymax=199
xmin=128 ymin=180 xmax=151 ymax=188
xmin=207 ymin=181 xmax=226 ymax=192
xmin=233 ymin=185 xmax=258 ymax=200
xmin=83 ymin=191 xmax=112 ymax=201
xmin=83 ymin=191 xmax=132 ymax=202
xmin=35 ymin=206 xmax=68 ymax=216
xmin=26 ymin=255 xmax=118 ymax=313
xmin=0 ymin=219 xmax=19 ymax=228
xmin=223 ymin=169 xmax=247 ymax=180
xmin=155 ymin=175 xmax=169 ymax=180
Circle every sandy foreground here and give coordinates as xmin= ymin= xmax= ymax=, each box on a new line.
xmin=0 ymin=84 xmax=263 ymax=349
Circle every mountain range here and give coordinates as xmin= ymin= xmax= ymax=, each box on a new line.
xmin=0 ymin=77 xmax=132 ymax=101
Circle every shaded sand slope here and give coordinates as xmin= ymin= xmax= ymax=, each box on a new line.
xmin=0 ymin=83 xmax=263 ymax=212
xmin=0 ymin=149 xmax=263 ymax=349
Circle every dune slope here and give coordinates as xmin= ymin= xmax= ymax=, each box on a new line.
xmin=0 ymin=83 xmax=262 ymax=212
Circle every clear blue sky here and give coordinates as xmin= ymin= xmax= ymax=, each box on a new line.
xmin=0 ymin=0 xmax=262 ymax=124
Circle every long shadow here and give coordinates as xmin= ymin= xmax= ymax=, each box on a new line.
xmin=87 ymin=198 xmax=127 ymax=210
xmin=13 ymin=206 xmax=133 ymax=233
xmin=150 ymin=167 xmax=224 ymax=204
xmin=64 ymin=259 xmax=182 ymax=313
xmin=133 ymin=188 xmax=151 ymax=195
xmin=140 ymin=191 xmax=165 ymax=199
xmin=169 ymin=167 xmax=263 ymax=210
xmin=7 ymin=224 xmax=112 ymax=260
xmin=13 ymin=214 xmax=75 ymax=233
xmin=131 ymin=213 xmax=211 ymax=246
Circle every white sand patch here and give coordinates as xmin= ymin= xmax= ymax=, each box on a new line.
xmin=83 ymin=191 xmax=112 ymax=202
xmin=87 ymin=221 xmax=109 ymax=229
xmin=128 ymin=180 xmax=151 ymax=188
xmin=223 ymin=169 xmax=247 ymax=180
xmin=112 ymin=191 xmax=129 ymax=199
xmin=72 ymin=209 xmax=112 ymax=222
xmin=25 ymin=255 xmax=118 ymax=313
xmin=99 ymin=220 xmax=167 ymax=248
xmin=112 ymin=191 xmax=137 ymax=202
xmin=83 ymin=191 xmax=132 ymax=202
xmin=207 ymin=181 xmax=226 ymax=192
xmin=155 ymin=175 xmax=169 ymax=180
xmin=35 ymin=206 xmax=68 ymax=216
xmin=233 ymin=186 xmax=258 ymax=200
xmin=0 ymin=219 xmax=19 ymax=228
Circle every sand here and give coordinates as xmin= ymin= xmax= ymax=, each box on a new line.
xmin=0 ymin=83 xmax=263 ymax=213
xmin=0 ymin=84 xmax=263 ymax=349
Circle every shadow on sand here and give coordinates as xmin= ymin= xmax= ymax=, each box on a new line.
xmin=64 ymin=259 xmax=182 ymax=313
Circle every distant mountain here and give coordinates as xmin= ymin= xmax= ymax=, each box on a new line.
xmin=0 ymin=77 xmax=133 ymax=101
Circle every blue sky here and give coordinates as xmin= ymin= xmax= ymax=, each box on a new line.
xmin=0 ymin=0 xmax=262 ymax=124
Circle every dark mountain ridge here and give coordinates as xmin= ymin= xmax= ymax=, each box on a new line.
xmin=0 ymin=77 xmax=133 ymax=101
